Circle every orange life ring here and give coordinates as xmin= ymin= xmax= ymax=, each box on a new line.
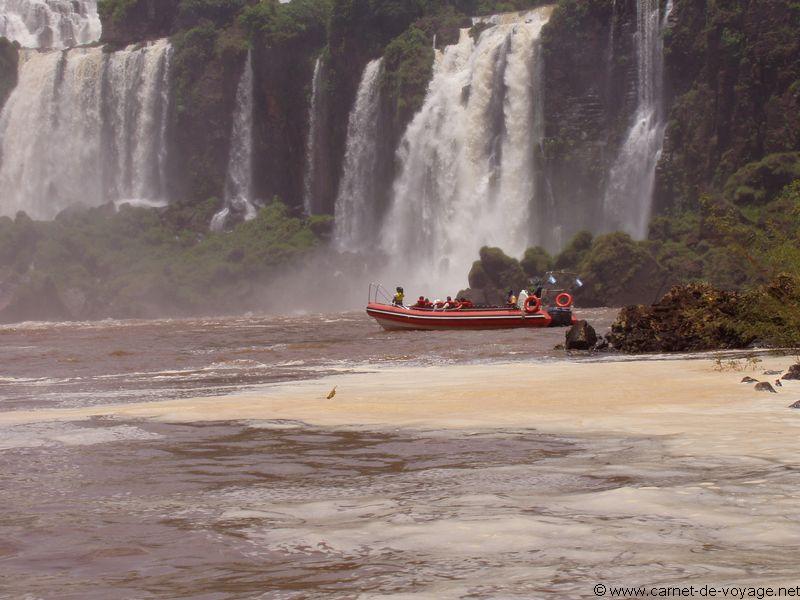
xmin=524 ymin=295 xmax=541 ymax=314
xmin=555 ymin=293 xmax=573 ymax=308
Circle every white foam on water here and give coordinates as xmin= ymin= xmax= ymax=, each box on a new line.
xmin=0 ymin=422 xmax=161 ymax=450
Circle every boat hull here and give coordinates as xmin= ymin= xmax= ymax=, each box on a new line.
xmin=366 ymin=303 xmax=569 ymax=331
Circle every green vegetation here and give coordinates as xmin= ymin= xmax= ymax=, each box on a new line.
xmin=660 ymin=0 xmax=800 ymax=213
xmin=240 ymin=0 xmax=331 ymax=47
xmin=98 ymin=0 xmax=179 ymax=43
xmin=97 ymin=0 xmax=139 ymax=28
xmin=0 ymin=202 xmax=322 ymax=321
xmin=381 ymin=26 xmax=435 ymax=130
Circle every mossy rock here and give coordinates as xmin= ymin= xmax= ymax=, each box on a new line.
xmin=723 ymin=153 xmax=800 ymax=206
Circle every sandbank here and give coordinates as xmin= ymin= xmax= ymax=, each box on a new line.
xmin=2 ymin=356 xmax=799 ymax=459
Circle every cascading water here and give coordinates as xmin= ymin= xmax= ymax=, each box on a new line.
xmin=211 ymin=50 xmax=256 ymax=232
xmin=0 ymin=0 xmax=101 ymax=49
xmin=302 ymin=56 xmax=324 ymax=216
xmin=602 ymin=0 xmax=672 ymax=238
xmin=333 ymin=58 xmax=384 ymax=252
xmin=0 ymin=39 xmax=172 ymax=220
xmin=378 ymin=7 xmax=553 ymax=294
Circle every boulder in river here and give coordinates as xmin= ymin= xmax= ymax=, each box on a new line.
xmin=754 ymin=382 xmax=777 ymax=393
xmin=741 ymin=376 xmax=759 ymax=383
xmin=782 ymin=364 xmax=800 ymax=380
xmin=565 ymin=320 xmax=597 ymax=351
xmin=789 ymin=400 xmax=800 ymax=409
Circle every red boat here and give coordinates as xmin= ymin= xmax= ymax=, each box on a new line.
xmin=366 ymin=283 xmax=578 ymax=331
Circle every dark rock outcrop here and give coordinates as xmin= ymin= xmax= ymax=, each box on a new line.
xmin=789 ymin=400 xmax=800 ymax=409
xmin=608 ymin=283 xmax=755 ymax=353
xmin=783 ymin=364 xmax=800 ymax=381
xmin=0 ymin=37 xmax=18 ymax=110
xmin=754 ymin=382 xmax=777 ymax=393
xmin=741 ymin=376 xmax=758 ymax=383
xmin=166 ymin=26 xmax=245 ymax=208
xmin=566 ymin=321 xmax=598 ymax=351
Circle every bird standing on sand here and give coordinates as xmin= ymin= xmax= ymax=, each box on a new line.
xmin=326 ymin=386 xmax=337 ymax=400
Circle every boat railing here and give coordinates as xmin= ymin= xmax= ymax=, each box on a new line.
xmin=368 ymin=282 xmax=396 ymax=306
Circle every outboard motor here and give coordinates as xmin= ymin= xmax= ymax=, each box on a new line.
xmin=547 ymin=307 xmax=574 ymax=327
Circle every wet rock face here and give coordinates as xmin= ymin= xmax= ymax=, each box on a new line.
xmin=782 ymin=364 xmax=800 ymax=381
xmin=754 ymin=382 xmax=777 ymax=393
xmin=539 ymin=0 xmax=638 ymax=249
xmin=607 ymin=283 xmax=755 ymax=353
xmin=0 ymin=38 xmax=18 ymax=110
xmin=789 ymin=400 xmax=800 ymax=409
xmin=566 ymin=320 xmax=598 ymax=351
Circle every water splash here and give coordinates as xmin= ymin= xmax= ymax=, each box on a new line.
xmin=212 ymin=51 xmax=256 ymax=232
xmin=0 ymin=0 xmax=101 ymax=49
xmin=0 ymin=39 xmax=172 ymax=220
xmin=333 ymin=58 xmax=384 ymax=252
xmin=378 ymin=7 xmax=553 ymax=295
xmin=602 ymin=0 xmax=672 ymax=238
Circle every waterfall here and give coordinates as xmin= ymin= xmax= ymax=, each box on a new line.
xmin=0 ymin=39 xmax=172 ymax=220
xmin=0 ymin=0 xmax=101 ymax=49
xmin=302 ymin=56 xmax=324 ymax=216
xmin=333 ymin=58 xmax=383 ymax=252
xmin=602 ymin=0 xmax=672 ymax=238
xmin=378 ymin=7 xmax=553 ymax=294
xmin=211 ymin=50 xmax=256 ymax=232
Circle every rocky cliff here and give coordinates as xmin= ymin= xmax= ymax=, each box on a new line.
xmin=540 ymin=0 xmax=638 ymax=247
xmin=657 ymin=0 xmax=800 ymax=213
xmin=0 ymin=36 xmax=17 ymax=108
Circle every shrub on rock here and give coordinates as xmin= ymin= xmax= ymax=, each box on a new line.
xmin=608 ymin=283 xmax=755 ymax=353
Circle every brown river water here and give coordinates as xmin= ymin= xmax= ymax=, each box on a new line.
xmin=1 ymin=310 xmax=799 ymax=599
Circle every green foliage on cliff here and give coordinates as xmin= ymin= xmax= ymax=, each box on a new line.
xmin=0 ymin=202 xmax=322 ymax=321
xmin=99 ymin=0 xmax=180 ymax=43
xmin=659 ymin=0 xmax=800 ymax=212
xmin=169 ymin=22 xmax=247 ymax=203
xmin=520 ymin=246 xmax=552 ymax=279
xmin=723 ymin=152 xmax=800 ymax=206
xmin=241 ymin=0 xmax=331 ymax=47
xmin=98 ymin=0 xmax=139 ymax=27
xmin=381 ymin=26 xmax=435 ymax=128
xmin=0 ymin=37 xmax=18 ymax=109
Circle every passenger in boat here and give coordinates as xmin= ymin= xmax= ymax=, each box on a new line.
xmin=413 ymin=296 xmax=427 ymax=308
xmin=506 ymin=289 xmax=518 ymax=308
xmin=393 ymin=287 xmax=405 ymax=306
xmin=424 ymin=298 xmax=433 ymax=308
xmin=459 ymin=297 xmax=474 ymax=309
xmin=443 ymin=296 xmax=455 ymax=309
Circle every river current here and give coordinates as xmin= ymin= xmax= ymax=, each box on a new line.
xmin=1 ymin=310 xmax=798 ymax=598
